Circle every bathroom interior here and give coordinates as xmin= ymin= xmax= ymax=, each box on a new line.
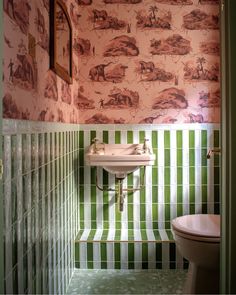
xmin=1 ymin=0 xmax=236 ymax=294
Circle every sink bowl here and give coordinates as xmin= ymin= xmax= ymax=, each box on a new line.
xmin=85 ymin=143 xmax=155 ymax=178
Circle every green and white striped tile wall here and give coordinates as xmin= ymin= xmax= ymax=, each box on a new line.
xmin=2 ymin=119 xmax=80 ymax=295
xmin=78 ymin=124 xmax=220 ymax=230
xmin=76 ymin=124 xmax=220 ymax=269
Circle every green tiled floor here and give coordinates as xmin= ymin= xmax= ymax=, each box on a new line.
xmin=66 ymin=269 xmax=187 ymax=294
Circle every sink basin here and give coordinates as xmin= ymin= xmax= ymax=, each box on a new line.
xmin=85 ymin=143 xmax=155 ymax=178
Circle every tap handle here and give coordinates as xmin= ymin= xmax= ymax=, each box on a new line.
xmin=92 ymin=138 xmax=99 ymax=143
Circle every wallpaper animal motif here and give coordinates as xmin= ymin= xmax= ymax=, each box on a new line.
xmin=3 ymin=0 xmax=220 ymax=124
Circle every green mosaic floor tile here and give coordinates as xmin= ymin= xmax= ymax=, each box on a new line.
xmin=66 ymin=269 xmax=187 ymax=294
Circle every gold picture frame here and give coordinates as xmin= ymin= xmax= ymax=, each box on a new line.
xmin=50 ymin=0 xmax=73 ymax=84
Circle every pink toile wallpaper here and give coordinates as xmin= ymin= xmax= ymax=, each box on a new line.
xmin=3 ymin=0 xmax=220 ymax=124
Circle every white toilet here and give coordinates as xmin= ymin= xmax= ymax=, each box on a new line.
xmin=171 ymin=214 xmax=220 ymax=294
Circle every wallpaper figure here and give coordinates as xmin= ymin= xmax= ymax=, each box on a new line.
xmin=38 ymin=108 xmax=49 ymax=121
xmin=104 ymin=35 xmax=139 ymax=56
xmin=136 ymin=6 xmax=171 ymax=30
xmin=89 ymin=62 xmax=113 ymax=82
xmin=105 ymin=64 xmax=128 ymax=83
xmin=3 ymin=93 xmax=21 ymax=119
xmin=198 ymin=89 xmax=220 ymax=108
xmin=139 ymin=115 xmax=161 ymax=123
xmin=138 ymin=61 xmax=173 ymax=82
xmin=58 ymin=109 xmax=65 ymax=122
xmin=74 ymin=90 xmax=95 ymax=109
xmin=103 ymin=88 xmax=139 ymax=109
xmin=200 ymin=41 xmax=220 ymax=55
xmin=198 ymin=0 xmax=219 ymax=4
xmin=12 ymin=40 xmax=37 ymax=90
xmin=186 ymin=113 xmax=205 ymax=123
xmin=4 ymin=0 xmax=31 ymax=35
xmin=103 ymin=0 xmax=142 ymax=3
xmin=73 ymin=38 xmax=91 ymax=56
xmin=152 ymin=88 xmax=188 ymax=109
xmin=85 ymin=113 xmax=114 ymax=124
xmin=61 ymin=82 xmax=72 ymax=104
xmin=70 ymin=3 xmax=82 ymax=26
xmin=162 ymin=116 xmax=177 ymax=123
xmin=35 ymin=8 xmax=49 ymax=52
xmin=8 ymin=59 xmax=14 ymax=82
xmin=42 ymin=0 xmax=49 ymax=12
xmin=91 ymin=9 xmax=127 ymax=30
xmin=73 ymin=61 xmax=80 ymax=81
xmin=44 ymin=71 xmax=58 ymax=101
xmin=183 ymin=57 xmax=219 ymax=82
xmin=154 ymin=0 xmax=193 ymax=4
xmin=89 ymin=63 xmax=128 ymax=83
xmin=4 ymin=35 xmax=13 ymax=48
xmin=183 ymin=9 xmax=219 ymax=30
xmin=150 ymin=34 xmax=191 ymax=55
xmin=76 ymin=0 xmax=92 ymax=5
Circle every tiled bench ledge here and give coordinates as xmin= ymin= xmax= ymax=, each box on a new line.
xmin=75 ymin=229 xmax=175 ymax=242
xmin=75 ymin=229 xmax=187 ymax=270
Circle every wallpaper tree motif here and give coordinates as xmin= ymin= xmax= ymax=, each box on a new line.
xmin=3 ymin=0 xmax=220 ymax=124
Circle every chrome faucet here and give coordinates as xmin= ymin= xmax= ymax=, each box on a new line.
xmin=143 ymin=138 xmax=150 ymax=154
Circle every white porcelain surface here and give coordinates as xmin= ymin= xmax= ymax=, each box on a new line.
xmin=172 ymin=214 xmax=220 ymax=238
xmin=85 ymin=143 xmax=155 ymax=175
xmin=171 ymin=214 xmax=221 ymax=294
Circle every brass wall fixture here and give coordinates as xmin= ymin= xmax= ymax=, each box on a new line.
xmin=207 ymin=148 xmax=221 ymax=159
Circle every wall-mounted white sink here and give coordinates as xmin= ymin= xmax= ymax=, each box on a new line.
xmin=85 ymin=141 xmax=155 ymax=178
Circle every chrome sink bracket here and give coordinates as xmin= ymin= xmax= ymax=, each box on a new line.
xmin=95 ymin=167 xmax=116 ymax=192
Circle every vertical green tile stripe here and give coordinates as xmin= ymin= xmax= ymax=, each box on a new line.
xmin=115 ymin=130 xmax=121 ymax=231
xmin=128 ymin=243 xmax=134 ymax=269
xmin=201 ymin=130 xmax=208 ymax=213
xmin=177 ymin=131 xmax=182 ymax=149
xmin=128 ymin=203 xmax=133 ymax=230
xmin=201 ymin=130 xmax=208 ymax=212
xmin=127 ymin=132 xmax=133 ymax=228
xmin=139 ymin=131 xmax=145 ymax=143
xmin=115 ymin=131 xmax=121 ymax=144
xmin=189 ymin=131 xmax=195 ymax=213
xmin=176 ymin=131 xmax=183 ymax=217
xmin=164 ymin=131 xmax=170 ymax=148
xmin=90 ymin=131 xmax=96 ymax=143
xmin=164 ymin=131 xmax=171 ymax=228
xmin=214 ymin=130 xmax=220 ymax=167
xmin=114 ymin=243 xmax=120 ymax=269
xmin=101 ymin=243 xmax=107 ymax=269
xmin=189 ymin=131 xmax=195 ymax=149
xmin=152 ymin=131 xmax=158 ymax=148
xmin=142 ymin=243 xmax=148 ymax=269
xmin=79 ymin=131 xmax=84 ymax=148
xmin=127 ymin=131 xmax=133 ymax=144
xmin=201 ymin=130 xmax=207 ymax=148
xmin=103 ymin=131 xmax=109 ymax=144
xmin=152 ymin=131 xmax=158 ymax=166
xmin=87 ymin=243 xmax=93 ymax=269
xmin=214 ymin=130 xmax=220 ymax=147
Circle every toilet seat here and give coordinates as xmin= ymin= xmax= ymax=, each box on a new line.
xmin=172 ymin=214 xmax=220 ymax=243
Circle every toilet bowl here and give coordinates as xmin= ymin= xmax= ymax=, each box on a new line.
xmin=171 ymin=214 xmax=220 ymax=294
